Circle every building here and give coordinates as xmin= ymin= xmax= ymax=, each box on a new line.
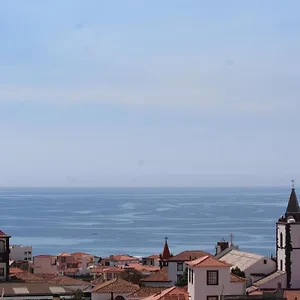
xmin=141 ymin=286 xmax=189 ymax=300
xmin=140 ymin=268 xmax=172 ymax=287
xmin=187 ymin=255 xmax=246 ymax=300
xmin=9 ymin=245 xmax=32 ymax=262
xmin=91 ymin=277 xmax=139 ymax=300
xmin=142 ymin=255 xmax=161 ymax=267
xmin=101 ymin=255 xmax=140 ymax=267
xmin=159 ymin=238 xmax=172 ymax=268
xmin=0 ymin=230 xmax=11 ymax=281
xmin=276 ymin=184 xmax=300 ymax=289
xmin=56 ymin=252 xmax=76 ymax=271
xmin=219 ymin=250 xmax=276 ymax=285
xmin=167 ymin=250 xmax=210 ymax=285
xmin=32 ymin=255 xmax=58 ymax=275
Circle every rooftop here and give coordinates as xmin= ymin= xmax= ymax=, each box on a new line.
xmin=92 ymin=277 xmax=139 ymax=294
xmin=168 ymin=250 xmax=210 ymax=262
xmin=142 ymin=286 xmax=189 ymax=300
xmin=186 ymin=255 xmax=231 ymax=268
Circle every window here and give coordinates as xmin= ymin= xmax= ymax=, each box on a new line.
xmin=207 ymin=296 xmax=218 ymax=300
xmin=191 ymin=269 xmax=194 ymax=284
xmin=207 ymin=270 xmax=219 ymax=285
xmin=0 ymin=241 xmax=5 ymax=253
xmin=105 ymin=261 xmax=110 ymax=266
xmin=280 ymin=260 xmax=283 ymax=271
xmin=280 ymin=232 xmax=283 ymax=248
xmin=28 ymin=251 xmax=32 ymax=255
xmin=177 ymin=263 xmax=183 ymax=271
xmin=0 ymin=268 xmax=4 ymax=276
xmin=189 ymin=268 xmax=191 ymax=283
xmin=263 ymin=259 xmax=267 ymax=264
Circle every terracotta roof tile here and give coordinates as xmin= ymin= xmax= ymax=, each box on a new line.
xmin=34 ymin=255 xmax=55 ymax=259
xmin=71 ymin=252 xmax=91 ymax=257
xmin=11 ymin=271 xmax=48 ymax=282
xmin=142 ymin=286 xmax=189 ymax=300
xmin=91 ymin=277 xmax=104 ymax=286
xmin=63 ymin=268 xmax=79 ymax=274
xmin=0 ymin=230 xmax=9 ymax=237
xmin=125 ymin=264 xmax=160 ymax=273
xmin=58 ymin=252 xmax=71 ymax=257
xmin=92 ymin=277 xmax=139 ymax=293
xmin=168 ymin=250 xmax=210 ymax=262
xmin=230 ymin=273 xmax=247 ymax=283
xmin=141 ymin=268 xmax=170 ymax=283
xmin=9 ymin=267 xmax=24 ymax=275
xmin=128 ymin=287 xmax=168 ymax=298
xmin=103 ymin=254 xmax=139 ymax=261
xmin=186 ymin=255 xmax=231 ymax=268
xmin=284 ymin=290 xmax=300 ymax=300
xmin=144 ymin=254 xmax=160 ymax=260
xmin=49 ymin=276 xmax=87 ymax=286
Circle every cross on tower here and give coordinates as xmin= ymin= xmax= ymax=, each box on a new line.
xmin=165 ymin=236 xmax=168 ymax=243
xmin=292 ymin=179 xmax=295 ymax=189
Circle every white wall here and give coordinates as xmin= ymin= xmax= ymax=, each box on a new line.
xmin=256 ymin=272 xmax=286 ymax=290
xmin=168 ymin=261 xmax=187 ymax=285
xmin=277 ymin=224 xmax=286 ymax=272
xmin=10 ymin=245 xmax=32 ymax=261
xmin=290 ymin=224 xmax=300 ymax=288
xmin=188 ymin=267 xmax=245 ymax=300
xmin=244 ymin=257 xmax=276 ymax=282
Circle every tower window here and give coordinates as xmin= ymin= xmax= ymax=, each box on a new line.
xmin=280 ymin=260 xmax=283 ymax=271
xmin=0 ymin=241 xmax=5 ymax=253
xmin=0 ymin=268 xmax=4 ymax=276
xmin=280 ymin=232 xmax=283 ymax=248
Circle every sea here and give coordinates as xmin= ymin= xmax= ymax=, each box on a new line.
xmin=0 ymin=187 xmax=291 ymax=258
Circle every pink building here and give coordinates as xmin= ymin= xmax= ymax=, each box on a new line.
xmin=32 ymin=255 xmax=58 ymax=274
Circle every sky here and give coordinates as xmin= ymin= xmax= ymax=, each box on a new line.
xmin=0 ymin=1 xmax=300 ymax=187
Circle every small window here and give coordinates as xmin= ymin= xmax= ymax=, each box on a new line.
xmin=28 ymin=251 xmax=32 ymax=254
xmin=24 ymin=258 xmax=27 ymax=261
xmin=0 ymin=268 xmax=4 ymax=276
xmin=105 ymin=261 xmax=110 ymax=266
xmin=207 ymin=296 xmax=218 ymax=300
xmin=24 ymin=251 xmax=27 ymax=255
xmin=207 ymin=270 xmax=218 ymax=285
xmin=280 ymin=260 xmax=283 ymax=271
xmin=191 ymin=269 xmax=194 ymax=284
xmin=280 ymin=232 xmax=283 ymax=248
xmin=189 ymin=268 xmax=191 ymax=283
xmin=177 ymin=263 xmax=183 ymax=271
xmin=0 ymin=241 xmax=5 ymax=253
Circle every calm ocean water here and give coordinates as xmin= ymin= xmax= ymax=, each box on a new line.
xmin=0 ymin=187 xmax=290 ymax=257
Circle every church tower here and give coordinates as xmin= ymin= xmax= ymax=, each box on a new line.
xmin=276 ymin=183 xmax=300 ymax=289
xmin=0 ymin=230 xmax=10 ymax=281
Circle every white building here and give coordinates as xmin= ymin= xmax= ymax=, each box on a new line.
xmin=167 ymin=250 xmax=210 ymax=285
xmin=219 ymin=249 xmax=276 ymax=285
xmin=187 ymin=255 xmax=246 ymax=300
xmin=32 ymin=255 xmax=58 ymax=274
xmin=247 ymin=185 xmax=300 ymax=292
xmin=10 ymin=245 xmax=32 ymax=261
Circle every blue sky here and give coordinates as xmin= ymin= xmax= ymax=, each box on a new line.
xmin=0 ymin=1 xmax=300 ymax=187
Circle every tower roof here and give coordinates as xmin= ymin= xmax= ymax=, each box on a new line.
xmin=286 ymin=188 xmax=300 ymax=214
xmin=161 ymin=237 xmax=171 ymax=260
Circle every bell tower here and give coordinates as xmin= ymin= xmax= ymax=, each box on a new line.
xmin=276 ymin=182 xmax=300 ymax=288
xmin=0 ymin=230 xmax=10 ymax=281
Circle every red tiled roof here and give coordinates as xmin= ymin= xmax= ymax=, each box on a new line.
xmin=49 ymin=276 xmax=88 ymax=286
xmin=125 ymin=264 xmax=160 ymax=273
xmin=168 ymin=250 xmax=210 ymax=262
xmin=92 ymin=277 xmax=139 ymax=293
xmin=230 ymin=273 xmax=247 ymax=283
xmin=0 ymin=230 xmax=9 ymax=237
xmin=103 ymin=267 xmax=125 ymax=273
xmin=11 ymin=271 xmax=47 ymax=282
xmin=142 ymin=286 xmax=189 ymax=300
xmin=141 ymin=268 xmax=170 ymax=283
xmin=58 ymin=252 xmax=71 ymax=257
xmin=284 ymin=290 xmax=300 ymax=300
xmin=34 ymin=255 xmax=55 ymax=259
xmin=145 ymin=254 xmax=160 ymax=260
xmin=71 ymin=252 xmax=91 ymax=257
xmin=103 ymin=254 xmax=139 ymax=261
xmin=9 ymin=267 xmax=24 ymax=275
xmin=186 ymin=255 xmax=231 ymax=268
xmin=128 ymin=287 xmax=168 ymax=298
xmin=90 ymin=266 xmax=106 ymax=274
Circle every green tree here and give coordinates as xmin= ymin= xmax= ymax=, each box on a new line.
xmin=231 ymin=267 xmax=246 ymax=278
xmin=176 ymin=268 xmax=188 ymax=286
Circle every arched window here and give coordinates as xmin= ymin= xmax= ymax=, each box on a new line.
xmin=280 ymin=232 xmax=283 ymax=248
xmin=115 ymin=296 xmax=125 ymax=300
xmin=0 ymin=241 xmax=5 ymax=253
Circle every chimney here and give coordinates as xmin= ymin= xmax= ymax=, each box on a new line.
xmin=216 ymin=241 xmax=229 ymax=255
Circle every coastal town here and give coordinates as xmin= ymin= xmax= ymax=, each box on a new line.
xmin=0 ymin=186 xmax=299 ymax=300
